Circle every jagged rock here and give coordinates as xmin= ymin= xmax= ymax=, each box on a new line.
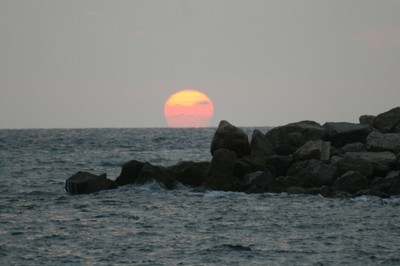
xmin=207 ymin=148 xmax=237 ymax=177
xmin=65 ymin=171 xmax=117 ymax=195
xmin=264 ymin=155 xmax=293 ymax=176
xmin=373 ymin=107 xmax=400 ymax=133
xmin=167 ymin=161 xmax=209 ymax=187
xmin=293 ymin=140 xmax=331 ymax=161
xmin=366 ymin=131 xmax=400 ymax=154
xmin=323 ymin=122 xmax=373 ymax=148
xmin=115 ymin=160 xmax=145 ymax=186
xmin=135 ymin=163 xmax=177 ymax=189
xmin=210 ymin=120 xmax=250 ymax=158
xmin=239 ymin=156 xmax=275 ymax=173
xmin=386 ymin=170 xmax=400 ymax=179
xmin=202 ymin=148 xmax=241 ymax=191
xmin=344 ymin=152 xmax=397 ymax=175
xmin=234 ymin=160 xmax=253 ymax=179
xmin=293 ymin=161 xmax=337 ymax=188
xmin=390 ymin=177 xmax=400 ymax=195
xmin=359 ymin=115 xmax=375 ymax=127
xmin=243 ymin=171 xmax=298 ymax=193
xmin=370 ymin=177 xmax=393 ymax=194
xmin=333 ymin=171 xmax=369 ymax=194
xmin=240 ymin=155 xmax=293 ymax=176
xmin=250 ymin=129 xmax=275 ymax=157
xmin=339 ymin=142 xmax=367 ymax=154
xmin=287 ymin=159 xmax=319 ymax=176
xmin=265 ymin=121 xmax=327 ymax=155
xmin=331 ymin=154 xmax=374 ymax=178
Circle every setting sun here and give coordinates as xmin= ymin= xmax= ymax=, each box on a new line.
xmin=164 ymin=89 xmax=214 ymax=127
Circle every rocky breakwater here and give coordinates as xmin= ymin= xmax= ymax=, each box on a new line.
xmin=66 ymin=106 xmax=400 ymax=198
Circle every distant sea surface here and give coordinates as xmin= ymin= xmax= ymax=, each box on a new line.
xmin=1 ymin=128 xmax=400 ymax=265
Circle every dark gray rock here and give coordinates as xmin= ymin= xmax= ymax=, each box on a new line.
xmin=294 ymin=161 xmax=337 ymax=188
xmin=323 ymin=122 xmax=373 ymax=148
xmin=244 ymin=171 xmax=298 ymax=193
xmin=390 ymin=177 xmax=400 ymax=195
xmin=202 ymin=148 xmax=242 ymax=191
xmin=344 ymin=152 xmax=397 ymax=174
xmin=366 ymin=131 xmax=400 ymax=154
xmin=207 ymin=148 xmax=237 ymax=178
xmin=234 ymin=160 xmax=253 ymax=179
xmin=265 ymin=121 xmax=327 ymax=155
xmin=66 ymin=171 xmax=117 ymax=195
xmin=331 ymin=154 xmax=374 ymax=178
xmin=167 ymin=161 xmax=209 ymax=187
xmin=373 ymin=107 xmax=400 ymax=133
xmin=250 ymin=129 xmax=275 ymax=157
xmin=359 ymin=115 xmax=375 ymax=127
xmin=339 ymin=142 xmax=367 ymax=154
xmin=333 ymin=171 xmax=369 ymax=194
xmin=135 ymin=163 xmax=177 ymax=189
xmin=115 ymin=160 xmax=145 ymax=186
xmin=263 ymin=155 xmax=293 ymax=176
xmin=240 ymin=155 xmax=293 ymax=176
xmin=210 ymin=120 xmax=250 ymax=158
xmin=386 ymin=170 xmax=400 ymax=179
xmin=293 ymin=140 xmax=331 ymax=161
xmin=287 ymin=159 xmax=319 ymax=176
xmin=370 ymin=177 xmax=394 ymax=194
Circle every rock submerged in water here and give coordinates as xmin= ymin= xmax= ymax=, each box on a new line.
xmin=65 ymin=171 xmax=117 ymax=195
xmin=66 ymin=106 xmax=400 ymax=198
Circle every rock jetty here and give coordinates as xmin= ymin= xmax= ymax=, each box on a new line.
xmin=66 ymin=106 xmax=400 ymax=198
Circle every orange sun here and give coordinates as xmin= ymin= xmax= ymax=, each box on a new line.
xmin=164 ymin=89 xmax=214 ymax=127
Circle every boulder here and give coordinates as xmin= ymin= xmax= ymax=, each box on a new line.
xmin=207 ymin=148 xmax=237 ymax=177
xmin=344 ymin=152 xmax=397 ymax=175
xmin=244 ymin=171 xmax=298 ymax=193
xmin=265 ymin=121 xmax=327 ymax=155
xmin=240 ymin=155 xmax=293 ymax=176
xmin=115 ymin=160 xmax=145 ymax=186
xmin=370 ymin=177 xmax=394 ymax=194
xmin=359 ymin=115 xmax=375 ymax=127
xmin=202 ymin=148 xmax=242 ymax=191
xmin=234 ymin=160 xmax=253 ymax=179
xmin=250 ymin=129 xmax=275 ymax=157
xmin=293 ymin=140 xmax=331 ymax=161
xmin=264 ymin=155 xmax=293 ymax=176
xmin=210 ymin=120 xmax=250 ymax=158
xmin=65 ymin=171 xmax=117 ymax=195
xmin=338 ymin=142 xmax=367 ymax=154
xmin=323 ymin=122 xmax=373 ymax=148
xmin=366 ymin=131 xmax=400 ymax=154
xmin=135 ymin=163 xmax=177 ymax=189
xmin=167 ymin=161 xmax=209 ymax=187
xmin=331 ymin=154 xmax=374 ymax=178
xmin=333 ymin=171 xmax=369 ymax=194
xmin=293 ymin=161 xmax=337 ymax=188
xmin=373 ymin=107 xmax=400 ymax=133
xmin=287 ymin=159 xmax=319 ymax=176
xmin=390 ymin=177 xmax=400 ymax=195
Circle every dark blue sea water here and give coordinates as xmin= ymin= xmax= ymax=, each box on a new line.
xmin=1 ymin=128 xmax=400 ymax=265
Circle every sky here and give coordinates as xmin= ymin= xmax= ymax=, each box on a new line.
xmin=1 ymin=0 xmax=399 ymax=128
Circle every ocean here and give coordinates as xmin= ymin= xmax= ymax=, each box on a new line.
xmin=1 ymin=128 xmax=400 ymax=265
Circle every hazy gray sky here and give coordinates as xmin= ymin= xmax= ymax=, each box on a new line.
xmin=1 ymin=0 xmax=399 ymax=128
